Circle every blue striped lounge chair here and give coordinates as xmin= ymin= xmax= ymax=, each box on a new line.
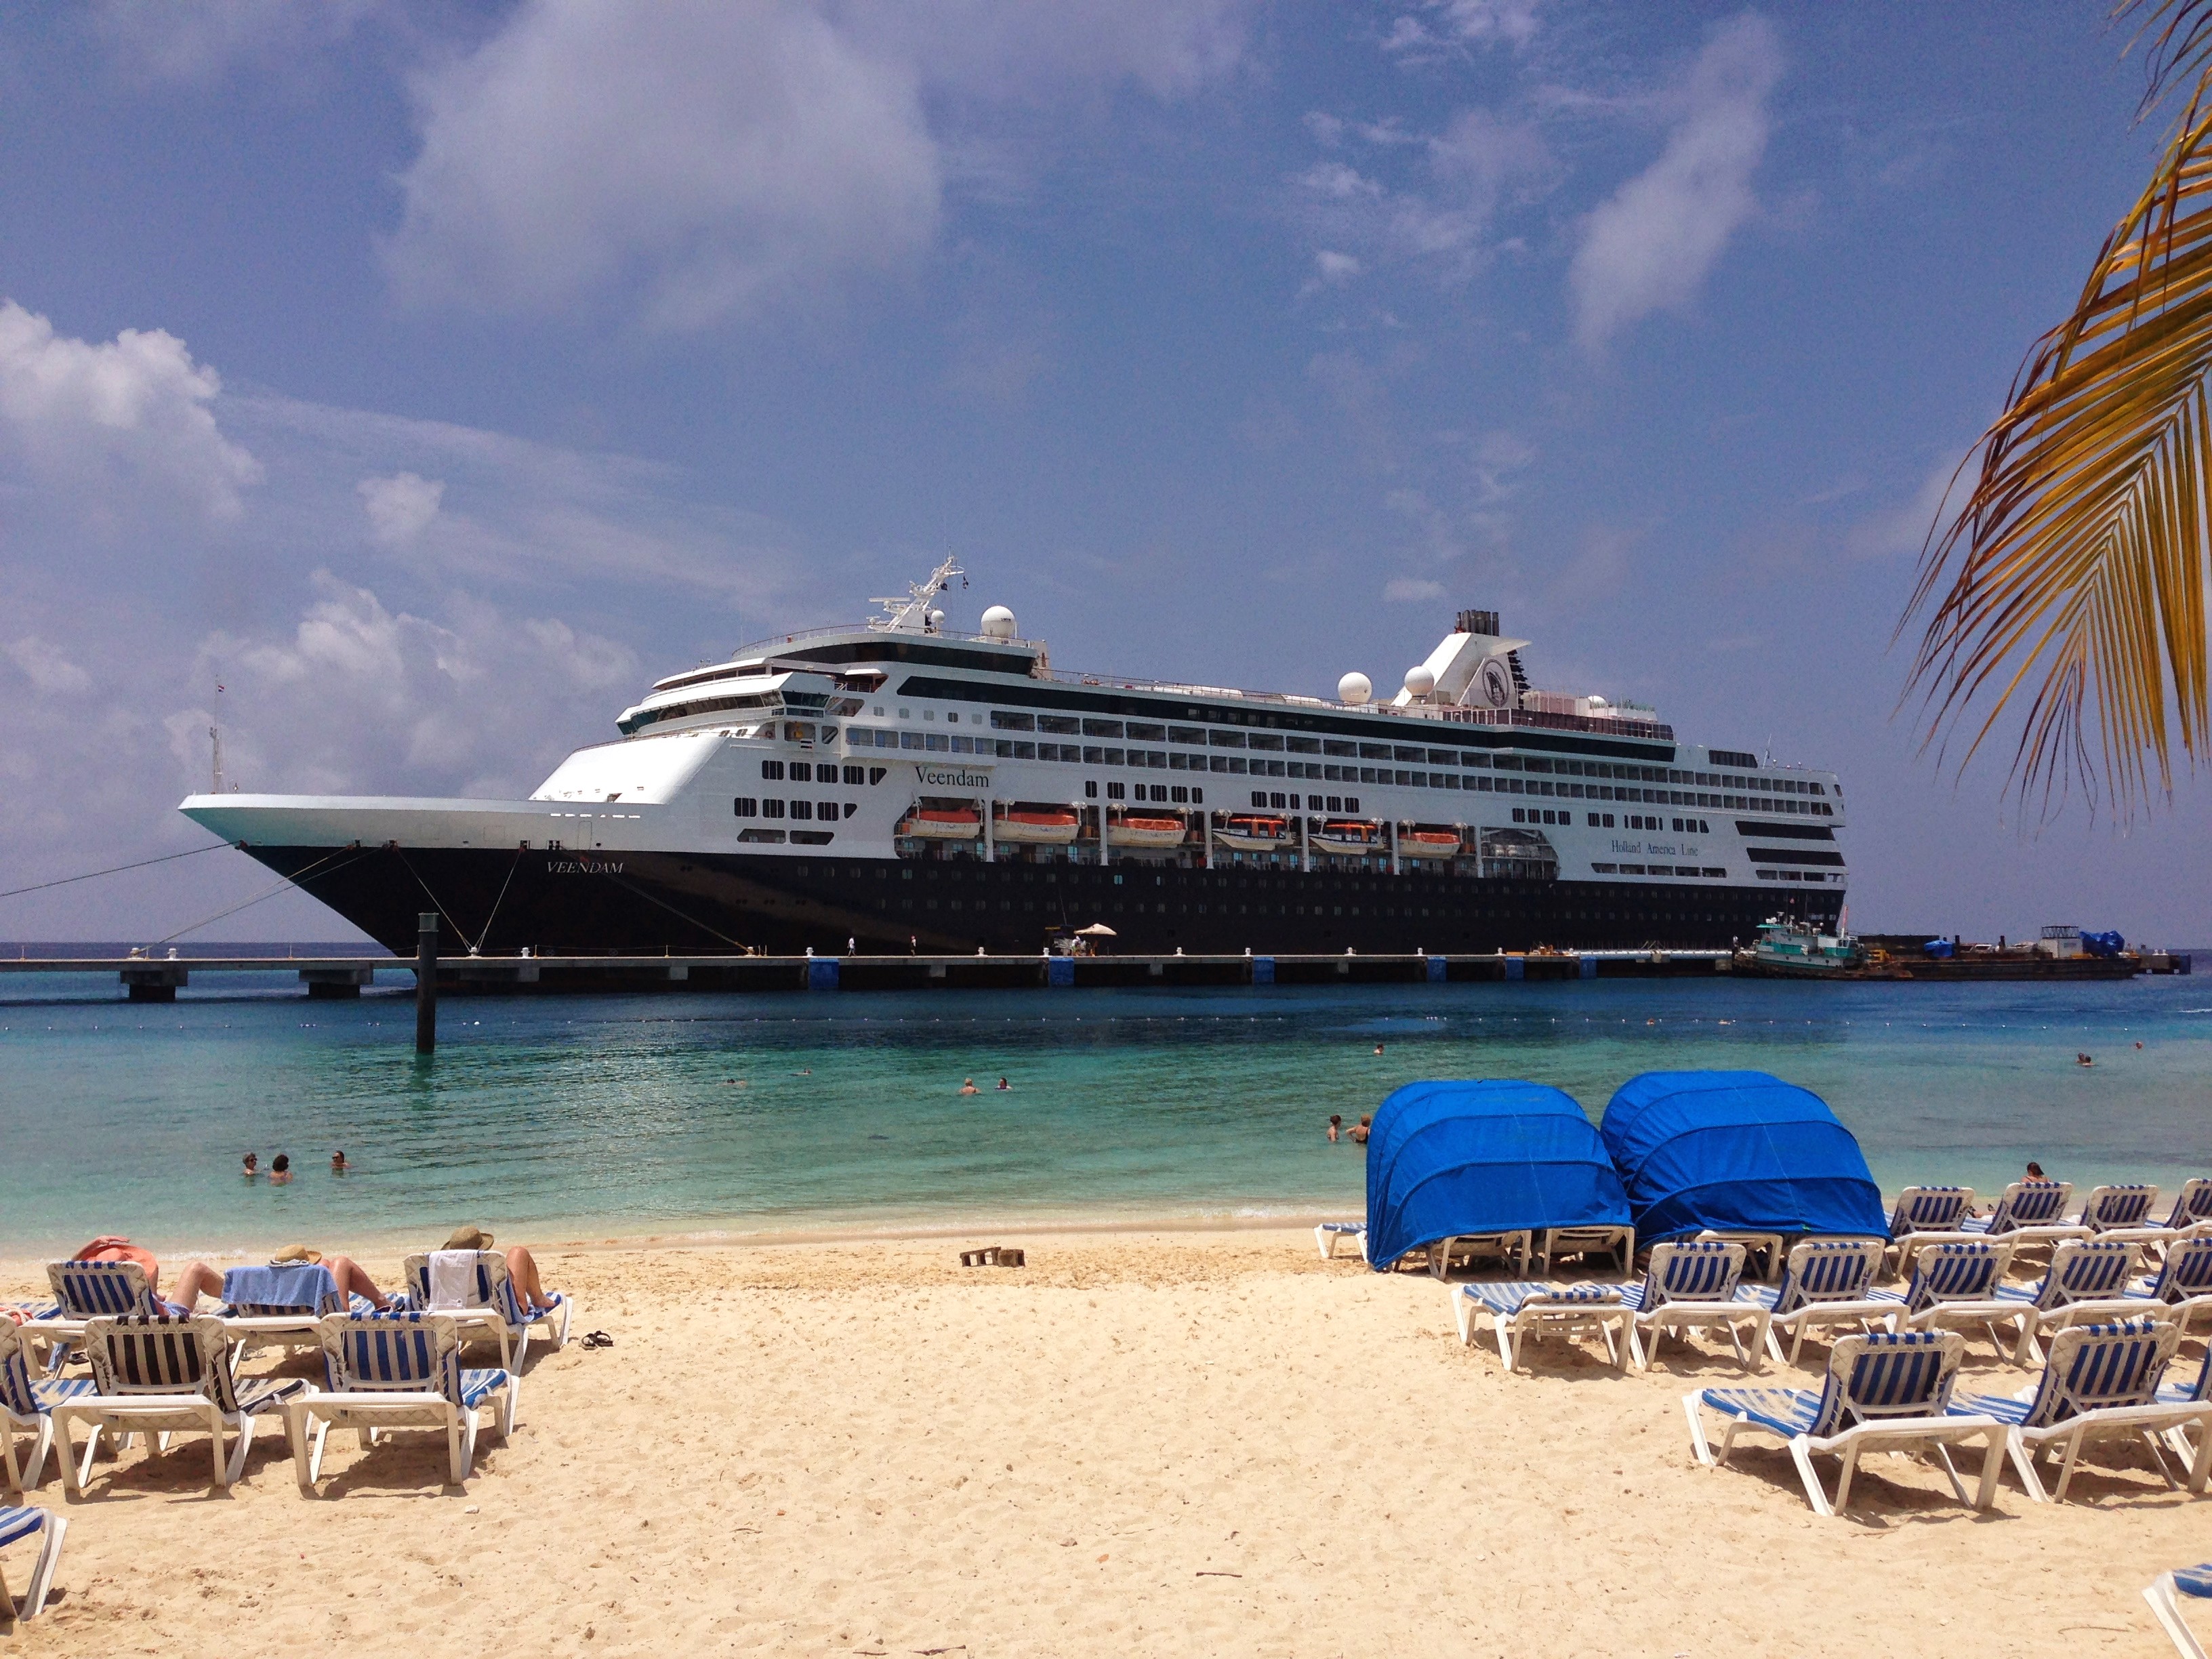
xmin=37 ymin=1260 xmax=165 ymax=1372
xmin=0 ymin=1326 xmax=95 ymax=1494
xmin=1313 ymin=1223 xmax=1368 ymax=1262
xmin=53 ymin=1314 xmax=306 ymax=1492
xmin=1683 ymin=1329 xmax=2005 ymax=1518
xmin=2146 ymin=1561 xmax=2212 ymax=1659
xmin=0 ymin=1504 xmax=68 ymax=1622
xmin=1733 ymin=1237 xmax=1891 ymax=1366
xmin=1958 ymin=1180 xmax=2083 ymax=1252
xmin=288 ymin=1313 xmax=515 ymax=1492
xmin=2041 ymin=1236 xmax=2212 ymax=1349
xmin=1985 ymin=1238 xmax=2144 ymax=1364
xmin=1948 ymin=1316 xmax=2205 ymax=1502
xmin=1864 ymin=1239 xmax=2018 ymax=1352
xmin=2070 ymin=1183 xmax=2165 ymax=1238
xmin=1887 ymin=1185 xmax=1975 ymax=1240
xmin=1422 ymin=1231 xmax=1536 ymax=1280
xmin=401 ymin=1252 xmax=574 ymax=1371
xmin=2158 ymin=1181 xmax=2212 ymax=1233
xmin=1618 ymin=1240 xmax=1766 ymax=1371
xmin=1450 ymin=1282 xmax=1631 ymax=1372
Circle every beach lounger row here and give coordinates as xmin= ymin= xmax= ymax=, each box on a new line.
xmin=1687 ymin=1317 xmax=2212 ymax=1517
xmin=0 ymin=1312 xmax=513 ymax=1498
xmin=1316 ymin=1221 xmax=1634 ymax=1277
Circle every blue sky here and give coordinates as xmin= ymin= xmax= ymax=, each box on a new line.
xmin=1 ymin=0 xmax=2205 ymax=943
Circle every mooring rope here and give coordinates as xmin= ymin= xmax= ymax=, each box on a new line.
xmin=0 ymin=842 xmax=228 ymax=902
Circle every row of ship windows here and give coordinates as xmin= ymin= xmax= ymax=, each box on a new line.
xmin=827 ymin=741 xmax=1832 ymax=816
xmin=852 ymin=719 xmax=1829 ymax=796
xmin=759 ymin=761 xmax=888 ymax=784
xmin=1588 ymin=863 xmax=1730 ymax=878
xmin=732 ymin=799 xmax=860 ymax=821
xmin=1511 ymin=810 xmax=1715 ymax=834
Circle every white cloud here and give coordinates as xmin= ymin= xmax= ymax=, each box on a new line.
xmin=91 ymin=0 xmax=383 ymax=81
xmin=0 ymin=299 xmax=262 ymax=520
xmin=1569 ymin=14 xmax=1782 ymax=353
xmin=1312 ymin=250 xmax=1364 ymax=286
xmin=358 ymin=471 xmax=445 ymax=548
xmin=1385 ymin=576 xmax=1446 ymax=601
xmin=1845 ymin=456 xmax=1969 ymax=560
xmin=5 ymin=636 xmax=91 ymax=695
xmin=1383 ymin=0 xmax=1540 ymax=57
xmin=384 ymin=0 xmax=943 ymax=329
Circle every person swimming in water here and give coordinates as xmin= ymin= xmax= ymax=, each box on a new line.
xmin=1349 ymin=1115 xmax=1372 ymax=1145
xmin=270 ymin=1154 xmax=292 ymax=1184
xmin=1326 ymin=1113 xmax=1343 ymax=1143
xmin=330 ymin=1150 xmax=349 ymax=1174
xmin=960 ymin=1078 xmax=980 ymax=1095
xmin=242 ymin=1152 xmax=259 ymax=1179
xmin=996 ymin=1077 xmax=1012 ymax=1091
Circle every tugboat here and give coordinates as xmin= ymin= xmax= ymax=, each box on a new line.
xmin=1746 ymin=915 xmax=1867 ymax=975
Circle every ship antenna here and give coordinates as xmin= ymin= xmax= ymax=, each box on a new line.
xmin=867 ymin=553 xmax=966 ymax=633
xmin=210 ymin=679 xmax=225 ymax=794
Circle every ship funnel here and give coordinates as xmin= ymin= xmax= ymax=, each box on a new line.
xmin=1456 ymin=607 xmax=1499 ymax=637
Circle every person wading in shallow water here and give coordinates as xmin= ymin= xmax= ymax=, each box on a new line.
xmin=1326 ymin=1114 xmax=1343 ymax=1143
xmin=1349 ymin=1115 xmax=1372 ymax=1145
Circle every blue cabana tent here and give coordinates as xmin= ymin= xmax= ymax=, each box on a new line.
xmin=1364 ymin=1080 xmax=1629 ymax=1271
xmin=1599 ymin=1070 xmax=1885 ymax=1244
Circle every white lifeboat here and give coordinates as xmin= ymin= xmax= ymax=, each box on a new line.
xmin=903 ymin=807 xmax=981 ymax=840
xmin=1108 ymin=811 xmax=1187 ymax=848
xmin=1311 ymin=819 xmax=1382 ymax=856
xmin=1397 ymin=827 xmax=1465 ymax=860
xmin=994 ymin=806 xmax=1080 ymax=845
xmin=1214 ymin=812 xmax=1290 ymax=853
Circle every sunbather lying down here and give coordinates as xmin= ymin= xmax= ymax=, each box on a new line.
xmin=165 ymin=1244 xmax=395 ymax=1313
xmin=443 ymin=1227 xmax=559 ymax=1313
xmin=68 ymin=1235 xmax=194 ymax=1313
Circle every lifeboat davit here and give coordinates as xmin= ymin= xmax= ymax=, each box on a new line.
xmin=1213 ymin=813 xmax=1290 ymax=852
xmin=995 ymin=806 xmax=1081 ymax=844
xmin=1397 ymin=828 xmax=1465 ymax=859
xmin=1108 ymin=813 xmax=1187 ymax=848
xmin=1311 ymin=819 xmax=1382 ymax=856
xmin=903 ymin=808 xmax=981 ymax=840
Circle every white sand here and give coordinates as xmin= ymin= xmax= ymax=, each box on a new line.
xmin=2 ymin=1229 xmax=2203 ymax=1656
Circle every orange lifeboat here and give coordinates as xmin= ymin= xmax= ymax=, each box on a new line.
xmin=1214 ymin=813 xmax=1290 ymax=853
xmin=1107 ymin=812 xmax=1187 ymax=848
xmin=1311 ymin=819 xmax=1382 ymax=855
xmin=903 ymin=807 xmax=981 ymax=840
xmin=1398 ymin=827 xmax=1465 ymax=860
xmin=995 ymin=806 xmax=1080 ymax=844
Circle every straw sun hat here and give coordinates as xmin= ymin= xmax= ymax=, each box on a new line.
xmin=443 ymin=1225 xmax=495 ymax=1250
xmin=270 ymin=1244 xmax=322 ymax=1265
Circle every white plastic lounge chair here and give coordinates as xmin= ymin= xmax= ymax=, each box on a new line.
xmin=1620 ymin=1240 xmax=1767 ymax=1370
xmin=1450 ymin=1282 xmax=1631 ymax=1371
xmin=53 ymin=1315 xmax=305 ymax=1492
xmin=1887 ymin=1185 xmax=1975 ymax=1240
xmin=1684 ymin=1329 xmax=2005 ymax=1518
xmin=2155 ymin=1351 xmax=2212 ymax=1473
xmin=35 ymin=1260 xmax=165 ymax=1372
xmin=0 ymin=1326 xmax=94 ymax=1494
xmin=1986 ymin=1238 xmax=2143 ymax=1363
xmin=1957 ymin=1180 xmax=2082 ymax=1252
xmin=0 ymin=1505 xmax=67 ymax=1622
xmin=1734 ymin=1237 xmax=1891 ymax=1366
xmin=1536 ymin=1225 xmax=1635 ymax=1276
xmin=287 ymin=1313 xmax=515 ymax=1492
xmin=1313 ymin=1222 xmax=1368 ymax=1261
xmin=402 ymin=1252 xmax=573 ymax=1370
xmin=1864 ymin=1239 xmax=2019 ymax=1352
xmin=2041 ymin=1236 xmax=2212 ymax=1346
xmin=1949 ymin=1317 xmax=2207 ymax=1502
xmin=2158 ymin=1181 xmax=2212 ymax=1233
xmin=1421 ymin=1231 xmax=1534 ymax=1279
xmin=2072 ymin=1183 xmax=2162 ymax=1234
xmin=2146 ymin=1561 xmax=2212 ymax=1659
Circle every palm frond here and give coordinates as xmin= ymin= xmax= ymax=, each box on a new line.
xmin=1902 ymin=80 xmax=2212 ymax=817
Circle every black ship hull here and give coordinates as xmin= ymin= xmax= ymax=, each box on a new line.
xmin=243 ymin=844 xmax=1842 ymax=961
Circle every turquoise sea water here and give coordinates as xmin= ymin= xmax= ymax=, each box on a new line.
xmin=2 ymin=972 xmax=2207 ymax=1256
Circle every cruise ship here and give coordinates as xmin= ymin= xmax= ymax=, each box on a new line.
xmin=180 ymin=559 xmax=1846 ymax=958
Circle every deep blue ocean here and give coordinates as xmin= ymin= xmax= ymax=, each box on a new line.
xmin=1 ymin=964 xmax=2206 ymax=1255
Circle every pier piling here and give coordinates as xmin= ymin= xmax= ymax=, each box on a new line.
xmin=415 ymin=912 xmax=438 ymax=1054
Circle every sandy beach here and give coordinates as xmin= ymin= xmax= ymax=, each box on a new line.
xmin=3 ymin=1227 xmax=2205 ymax=1658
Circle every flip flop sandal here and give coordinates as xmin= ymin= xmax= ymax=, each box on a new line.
xmin=580 ymin=1330 xmax=614 ymax=1349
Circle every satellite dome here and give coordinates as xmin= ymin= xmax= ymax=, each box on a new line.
xmin=1404 ymin=665 xmax=1436 ymax=699
xmin=1338 ymin=672 xmax=1373 ymax=705
xmin=927 ymin=609 xmax=946 ymax=629
xmin=980 ymin=605 xmax=1017 ymax=640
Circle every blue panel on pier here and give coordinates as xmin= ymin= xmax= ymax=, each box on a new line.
xmin=1252 ymin=956 xmax=1275 ymax=985
xmin=1504 ymin=956 xmax=1524 ymax=981
xmin=1047 ymin=956 xmax=1076 ymax=987
xmin=1579 ymin=955 xmax=1598 ymax=979
xmin=1425 ymin=955 xmax=1446 ymax=983
xmin=807 ymin=958 xmax=840 ymax=991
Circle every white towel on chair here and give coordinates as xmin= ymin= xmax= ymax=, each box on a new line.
xmin=428 ymin=1250 xmax=479 ymax=1310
